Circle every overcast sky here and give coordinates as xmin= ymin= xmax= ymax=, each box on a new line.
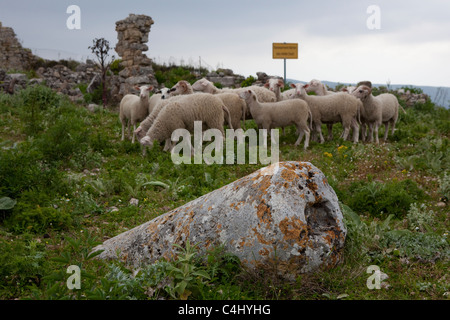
xmin=1 ymin=0 xmax=449 ymax=87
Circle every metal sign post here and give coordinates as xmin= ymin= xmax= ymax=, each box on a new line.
xmin=272 ymin=42 xmax=298 ymax=84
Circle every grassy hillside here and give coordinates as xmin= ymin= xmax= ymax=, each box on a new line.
xmin=0 ymin=73 xmax=448 ymax=300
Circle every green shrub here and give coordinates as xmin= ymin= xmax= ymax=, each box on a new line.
xmin=345 ymin=179 xmax=426 ymax=218
xmin=241 ymin=75 xmax=256 ymax=87
xmin=6 ymin=204 xmax=73 ymax=233
xmin=380 ymin=230 xmax=449 ymax=262
xmin=0 ymin=142 xmax=66 ymax=203
xmin=0 ymin=237 xmax=47 ymax=299
xmin=35 ymin=115 xmax=90 ymax=164
xmin=18 ymin=85 xmax=61 ymax=135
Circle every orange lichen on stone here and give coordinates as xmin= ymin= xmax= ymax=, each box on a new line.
xmin=252 ymin=227 xmax=272 ymax=245
xmin=278 ymin=217 xmax=309 ymax=248
xmin=259 ymin=247 xmax=270 ymax=256
xmin=256 ymin=199 xmax=272 ymax=225
xmin=281 ymin=168 xmax=299 ymax=182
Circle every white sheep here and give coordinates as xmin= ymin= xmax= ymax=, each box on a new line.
xmin=169 ymin=80 xmax=194 ymax=96
xmin=238 ymin=89 xmax=312 ymax=150
xmin=119 ymin=85 xmax=153 ymax=143
xmin=192 ymin=78 xmax=276 ymax=103
xmin=264 ymin=78 xmax=285 ymax=101
xmin=148 ymin=88 xmax=172 ymax=114
xmin=140 ymin=93 xmax=232 ymax=150
xmin=170 ymin=80 xmax=247 ymax=130
xmin=342 ymin=86 xmax=357 ymax=94
xmin=307 ymin=79 xmax=335 ymax=96
xmin=215 ymin=92 xmax=247 ymax=130
xmin=351 ymin=85 xmax=404 ymax=143
xmin=305 ymin=79 xmax=338 ymax=140
xmin=290 ymin=83 xmax=360 ymax=144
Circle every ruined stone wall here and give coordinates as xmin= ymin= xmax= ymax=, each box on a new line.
xmin=115 ymin=14 xmax=158 ymax=98
xmin=0 ymin=21 xmax=36 ymax=71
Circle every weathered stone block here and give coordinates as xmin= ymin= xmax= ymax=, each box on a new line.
xmin=93 ymin=162 xmax=346 ymax=279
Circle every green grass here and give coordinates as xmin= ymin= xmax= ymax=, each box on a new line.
xmin=0 ymin=83 xmax=448 ymax=300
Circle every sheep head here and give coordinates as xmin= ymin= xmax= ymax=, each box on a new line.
xmin=140 ymin=136 xmax=155 ymax=147
xmin=160 ymin=88 xmax=171 ymax=99
xmin=351 ymin=85 xmax=372 ymax=101
xmin=192 ymin=78 xmax=215 ymax=93
xmin=135 ymin=85 xmax=153 ymax=99
xmin=264 ymin=78 xmax=284 ymax=93
xmin=290 ymin=83 xmax=308 ymax=98
xmin=170 ymin=80 xmax=191 ymax=96
xmin=238 ymin=89 xmax=256 ymax=102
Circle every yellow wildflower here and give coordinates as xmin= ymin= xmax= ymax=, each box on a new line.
xmin=324 ymin=152 xmax=333 ymax=158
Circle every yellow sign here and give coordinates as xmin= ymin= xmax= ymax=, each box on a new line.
xmin=272 ymin=43 xmax=298 ymax=59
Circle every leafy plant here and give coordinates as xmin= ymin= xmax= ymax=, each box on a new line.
xmin=164 ymin=241 xmax=211 ymax=300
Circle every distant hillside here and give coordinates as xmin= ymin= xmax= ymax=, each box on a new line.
xmin=287 ymin=79 xmax=450 ymax=108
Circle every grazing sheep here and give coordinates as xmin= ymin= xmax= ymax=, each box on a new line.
xmin=119 ymin=85 xmax=153 ymax=143
xmin=140 ymin=94 xmax=232 ymax=149
xmin=239 ymin=89 xmax=312 ymax=150
xmin=351 ymin=85 xmax=404 ymax=143
xmin=290 ymin=83 xmax=360 ymax=144
xmin=148 ymin=88 xmax=173 ymax=114
xmin=134 ymin=95 xmax=188 ymax=145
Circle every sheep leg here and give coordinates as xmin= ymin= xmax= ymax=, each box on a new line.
xmin=352 ymin=121 xmax=360 ymax=144
xmin=374 ymin=123 xmax=380 ymax=144
xmin=383 ymin=123 xmax=390 ymax=142
xmin=316 ymin=124 xmax=325 ymax=144
xmin=163 ymin=139 xmax=172 ymax=152
xmin=132 ymin=124 xmax=137 ymax=143
xmin=326 ymin=124 xmax=333 ymax=140
xmin=341 ymin=126 xmax=350 ymax=141
xmin=360 ymin=124 xmax=367 ymax=142
xmin=121 ymin=123 xmax=125 ymax=141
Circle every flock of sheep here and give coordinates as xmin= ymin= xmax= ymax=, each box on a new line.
xmin=119 ymin=76 xmax=405 ymax=153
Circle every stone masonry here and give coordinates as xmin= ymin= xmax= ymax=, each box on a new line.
xmin=0 ymin=21 xmax=36 ymax=71
xmin=115 ymin=14 xmax=158 ymax=98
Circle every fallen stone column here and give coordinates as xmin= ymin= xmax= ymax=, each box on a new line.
xmin=93 ymin=161 xmax=346 ymax=279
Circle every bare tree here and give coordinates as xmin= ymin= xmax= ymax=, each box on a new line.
xmin=89 ymin=38 xmax=115 ymax=108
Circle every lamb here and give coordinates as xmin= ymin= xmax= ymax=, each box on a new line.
xmin=351 ymin=85 xmax=404 ymax=143
xmin=238 ymin=89 xmax=312 ymax=150
xmin=119 ymin=85 xmax=153 ymax=143
xmin=290 ymin=83 xmax=360 ymax=144
xmin=139 ymin=93 xmax=232 ymax=150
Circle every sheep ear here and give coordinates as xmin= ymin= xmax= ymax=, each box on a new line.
xmin=148 ymin=86 xmax=154 ymax=91
xmin=303 ymin=84 xmax=309 ymax=89
xmin=278 ymin=79 xmax=284 ymax=87
xmin=264 ymin=82 xmax=269 ymax=88
xmin=134 ymin=86 xmax=140 ymax=91
xmin=290 ymin=83 xmax=296 ymax=88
